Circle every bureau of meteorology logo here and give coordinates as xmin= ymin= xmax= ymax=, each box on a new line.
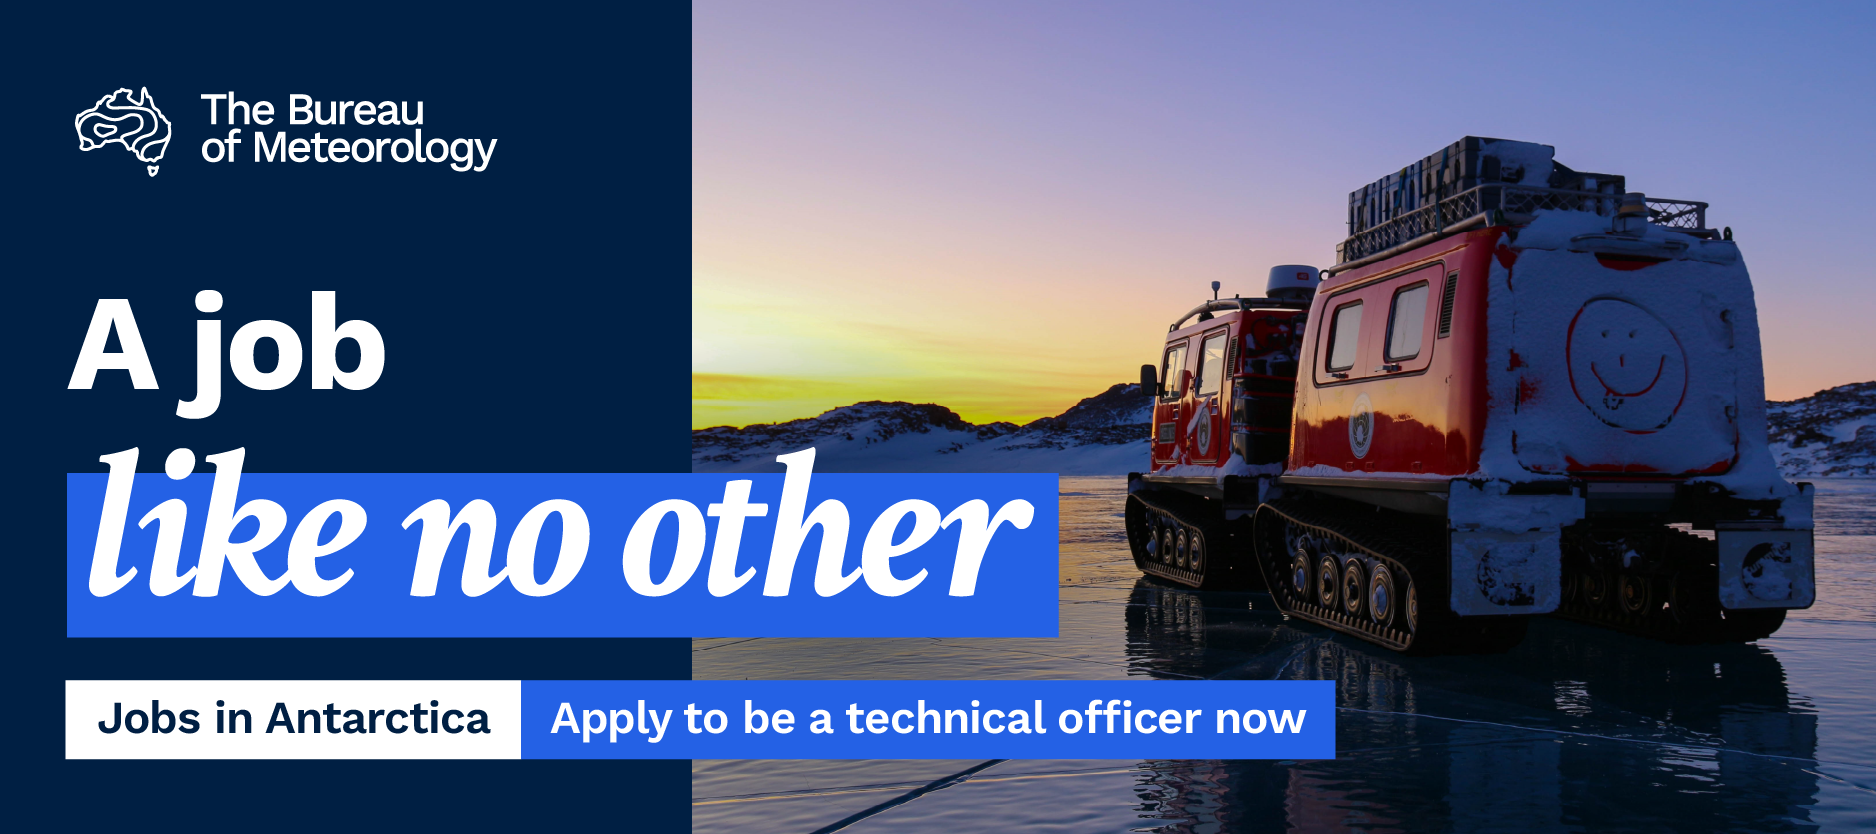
xmin=75 ymin=87 xmax=173 ymax=176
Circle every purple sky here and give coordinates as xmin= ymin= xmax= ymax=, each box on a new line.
xmin=695 ymin=1 xmax=1876 ymax=426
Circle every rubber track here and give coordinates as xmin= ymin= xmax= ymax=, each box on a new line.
xmin=1554 ymin=526 xmax=1787 ymax=644
xmin=1253 ymin=498 xmax=1527 ymax=655
xmin=1126 ymin=490 xmax=1240 ymax=589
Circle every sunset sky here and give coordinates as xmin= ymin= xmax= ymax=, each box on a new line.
xmin=693 ymin=2 xmax=1876 ymax=429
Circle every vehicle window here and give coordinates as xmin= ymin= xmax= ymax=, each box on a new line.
xmin=1162 ymin=342 xmax=1188 ymax=398
xmin=1197 ymin=331 xmax=1228 ymax=396
xmin=1326 ymin=302 xmax=1362 ymax=371
xmin=1387 ymin=283 xmax=1429 ymax=360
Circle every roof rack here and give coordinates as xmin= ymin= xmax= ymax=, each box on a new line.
xmin=1170 ymin=297 xmax=1309 ymax=332
xmin=1329 ymin=184 xmax=1710 ymax=274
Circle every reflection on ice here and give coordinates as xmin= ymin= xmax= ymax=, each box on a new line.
xmin=694 ymin=477 xmax=1874 ymax=833
xmin=1119 ymin=577 xmax=1826 ymax=832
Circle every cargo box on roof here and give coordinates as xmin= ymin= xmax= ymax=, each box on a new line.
xmin=1347 ymin=137 xmax=1625 ymax=237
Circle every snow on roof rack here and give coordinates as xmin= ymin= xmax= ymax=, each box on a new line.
xmin=1329 ymin=183 xmax=1710 ymax=273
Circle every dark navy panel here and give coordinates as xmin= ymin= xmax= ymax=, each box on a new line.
xmin=9 ymin=2 xmax=689 ymax=830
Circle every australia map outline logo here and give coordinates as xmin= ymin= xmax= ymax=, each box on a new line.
xmin=75 ymin=87 xmax=172 ymax=176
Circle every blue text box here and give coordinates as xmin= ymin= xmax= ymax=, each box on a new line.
xmin=522 ymin=680 xmax=1336 ymax=759
xmin=68 ymin=466 xmax=1058 ymax=638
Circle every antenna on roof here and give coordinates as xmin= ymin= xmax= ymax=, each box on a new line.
xmin=1211 ymin=281 xmax=1221 ymax=300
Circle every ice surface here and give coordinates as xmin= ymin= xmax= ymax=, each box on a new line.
xmin=692 ymin=477 xmax=1876 ymax=833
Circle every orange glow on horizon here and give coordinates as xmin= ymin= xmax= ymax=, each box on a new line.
xmin=692 ymin=372 xmax=1116 ymax=430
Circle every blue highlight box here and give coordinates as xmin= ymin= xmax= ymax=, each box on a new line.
xmin=67 ymin=466 xmax=1059 ymax=638
xmin=522 ymin=680 xmax=1336 ymax=760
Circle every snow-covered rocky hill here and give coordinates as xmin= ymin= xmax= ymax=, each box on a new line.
xmin=694 ymin=381 xmax=1875 ymax=477
xmin=692 ymin=383 xmax=1151 ymax=474
xmin=1768 ymin=381 xmax=1875 ymax=478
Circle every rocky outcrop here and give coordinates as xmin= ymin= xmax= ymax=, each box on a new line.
xmin=1768 ymin=381 xmax=1876 ymax=478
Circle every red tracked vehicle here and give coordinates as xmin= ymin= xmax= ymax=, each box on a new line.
xmin=1125 ymin=137 xmax=1816 ymax=653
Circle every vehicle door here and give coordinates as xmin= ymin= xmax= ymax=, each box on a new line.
xmin=1310 ymin=263 xmax=1443 ymax=471
xmin=1189 ymin=327 xmax=1232 ymax=464
xmin=1152 ymin=338 xmax=1191 ymax=466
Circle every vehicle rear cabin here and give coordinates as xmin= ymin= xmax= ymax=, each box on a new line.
xmin=1126 ymin=137 xmax=1815 ymax=654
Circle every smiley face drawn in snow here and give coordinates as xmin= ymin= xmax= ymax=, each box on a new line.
xmin=1566 ymin=298 xmax=1688 ymax=431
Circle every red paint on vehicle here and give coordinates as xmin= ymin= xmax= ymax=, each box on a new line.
xmin=1517 ymin=377 xmax=1540 ymax=405
xmin=1563 ymin=456 xmax=1662 ymax=474
xmin=1595 ymin=254 xmax=1664 ymax=271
